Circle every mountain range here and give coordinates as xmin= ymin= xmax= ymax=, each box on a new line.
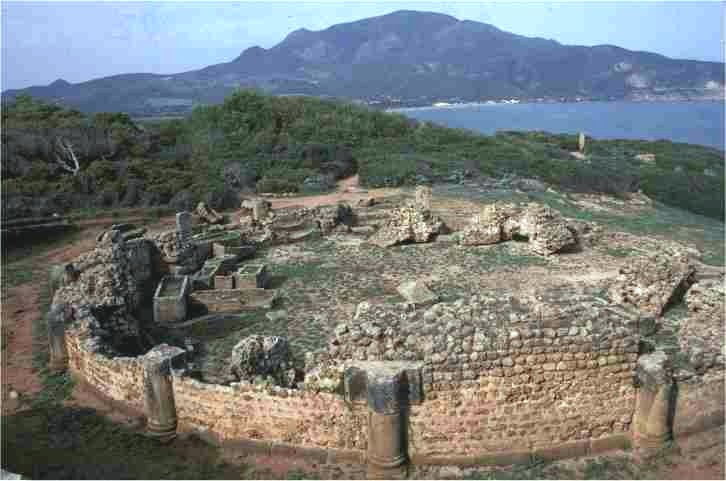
xmin=3 ymin=10 xmax=724 ymax=115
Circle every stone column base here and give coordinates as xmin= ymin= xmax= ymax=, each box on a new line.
xmin=145 ymin=419 xmax=178 ymax=443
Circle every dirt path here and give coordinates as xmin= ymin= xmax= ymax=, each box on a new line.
xmin=1 ymin=231 xmax=100 ymax=415
xmin=266 ymin=175 xmax=399 ymax=210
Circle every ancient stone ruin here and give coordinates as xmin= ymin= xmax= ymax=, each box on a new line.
xmin=459 ymin=202 xmax=578 ymax=255
xmin=368 ymin=186 xmax=445 ymax=248
xmin=46 ymin=186 xmax=724 ymax=475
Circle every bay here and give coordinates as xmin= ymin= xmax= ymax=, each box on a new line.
xmin=392 ymin=100 xmax=724 ymax=149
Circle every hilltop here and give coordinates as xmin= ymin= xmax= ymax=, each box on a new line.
xmin=2 ymin=10 xmax=723 ymax=115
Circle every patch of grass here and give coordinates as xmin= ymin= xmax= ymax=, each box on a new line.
xmin=601 ymin=246 xmax=638 ymax=258
xmin=468 ymin=243 xmax=550 ymax=269
xmin=1 ymin=406 xmax=252 ymax=479
xmin=27 ymin=265 xmax=76 ymax=409
xmin=465 ymin=455 xmax=574 ymax=480
xmin=286 ymin=469 xmax=320 ymax=480
xmin=1 ymin=227 xmax=82 ymax=289
xmin=270 ymin=259 xmax=337 ymax=284
xmin=582 ymin=455 xmax=640 ymax=480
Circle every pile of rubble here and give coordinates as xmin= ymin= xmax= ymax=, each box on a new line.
xmin=53 ymin=226 xmax=158 ymax=339
xmin=225 ymin=335 xmax=297 ymax=387
xmin=459 ymin=202 xmax=578 ymax=256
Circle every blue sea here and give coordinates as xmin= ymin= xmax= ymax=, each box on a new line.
xmin=393 ymin=100 xmax=724 ymax=150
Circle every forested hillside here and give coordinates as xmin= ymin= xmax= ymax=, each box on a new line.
xmin=2 ymin=91 xmax=723 ymax=221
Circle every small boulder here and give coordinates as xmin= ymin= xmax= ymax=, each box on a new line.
xmin=397 ymin=280 xmax=439 ymax=307
xmin=528 ymin=221 xmax=577 ymax=256
xmin=196 ymin=201 xmax=224 ymax=224
xmin=514 ymin=178 xmax=547 ymax=192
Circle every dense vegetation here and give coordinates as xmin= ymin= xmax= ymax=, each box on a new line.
xmin=2 ymin=91 xmax=724 ymax=220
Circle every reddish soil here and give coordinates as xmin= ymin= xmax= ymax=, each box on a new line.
xmin=1 ymin=230 xmax=100 ymax=414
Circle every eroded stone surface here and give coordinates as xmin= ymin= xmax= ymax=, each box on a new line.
xmin=226 ymin=335 xmax=295 ymax=386
xmin=368 ymin=205 xmax=444 ymax=248
xmin=397 ymin=280 xmax=439 ymax=307
xmin=459 ymin=202 xmax=577 ymax=255
xmin=678 ymin=278 xmax=725 ymax=373
xmin=314 ymin=202 xmax=356 ymax=235
xmin=609 ymin=250 xmax=695 ymax=317
xmin=53 ymin=231 xmax=158 ymax=338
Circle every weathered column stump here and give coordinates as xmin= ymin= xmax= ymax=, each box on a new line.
xmin=633 ymin=350 xmax=674 ymax=454
xmin=143 ymin=344 xmax=186 ymax=442
xmin=344 ymin=361 xmax=423 ymax=479
xmin=47 ymin=303 xmax=69 ymax=373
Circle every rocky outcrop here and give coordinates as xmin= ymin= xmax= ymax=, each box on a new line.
xmin=368 ymin=205 xmax=444 ymax=248
xmin=226 ymin=335 xmax=296 ymax=386
xmin=459 ymin=202 xmax=577 ymax=255
xmin=609 ymin=250 xmax=696 ymax=317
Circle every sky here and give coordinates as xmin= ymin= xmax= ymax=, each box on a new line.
xmin=2 ymin=1 xmax=724 ymax=90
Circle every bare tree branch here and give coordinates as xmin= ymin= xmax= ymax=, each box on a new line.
xmin=54 ymin=137 xmax=80 ymax=176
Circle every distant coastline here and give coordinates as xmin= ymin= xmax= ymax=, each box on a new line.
xmin=384 ymin=95 xmax=725 ymax=113
xmin=391 ymin=99 xmax=725 ymax=150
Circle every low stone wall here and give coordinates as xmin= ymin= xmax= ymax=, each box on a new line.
xmin=673 ymin=371 xmax=725 ymax=438
xmin=409 ymin=366 xmax=635 ymax=460
xmin=66 ymin=322 xmax=145 ymax=411
xmin=62 ymin=306 xmax=725 ymax=467
xmin=65 ymin=320 xmax=367 ymax=454
xmin=173 ymin=376 xmax=367 ymax=450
